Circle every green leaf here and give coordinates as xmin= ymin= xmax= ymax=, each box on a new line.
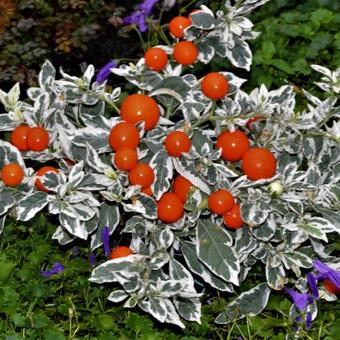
xmin=0 ymin=255 xmax=16 ymax=281
xmin=311 ymin=9 xmax=334 ymax=24
xmin=215 ymin=283 xmax=271 ymax=324
xmin=271 ymin=59 xmax=294 ymax=74
xmin=262 ymin=41 xmax=276 ymax=64
xmin=196 ymin=219 xmax=240 ymax=285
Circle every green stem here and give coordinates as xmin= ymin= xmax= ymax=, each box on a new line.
xmin=180 ymin=0 xmax=198 ymax=13
xmin=132 ymin=25 xmax=147 ymax=50
xmin=165 ymin=98 xmax=175 ymax=119
xmin=158 ymin=25 xmax=172 ymax=46
xmin=103 ymin=97 xmax=120 ymax=114
xmin=25 ymin=297 xmax=38 ymax=319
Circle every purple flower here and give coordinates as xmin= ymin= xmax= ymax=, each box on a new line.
xmin=123 ymin=12 xmax=148 ymax=32
xmin=139 ymin=0 xmax=159 ymax=12
xmin=96 ymin=60 xmax=117 ymax=83
xmin=313 ymin=259 xmax=340 ymax=289
xmin=306 ymin=312 xmax=312 ymax=329
xmin=101 ymin=226 xmax=111 ymax=257
xmin=307 ymin=272 xmax=319 ymax=299
xmin=41 ymin=262 xmax=65 ymax=277
xmin=284 ymin=288 xmax=310 ymax=312
xmin=89 ymin=252 xmax=96 ymax=267
xmin=123 ymin=0 xmax=160 ymax=32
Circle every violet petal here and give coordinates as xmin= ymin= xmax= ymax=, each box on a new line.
xmin=284 ymin=288 xmax=309 ymax=312
xmin=101 ymin=226 xmax=111 ymax=257
xmin=96 ymin=60 xmax=118 ymax=83
xmin=306 ymin=311 xmax=312 ymax=329
xmin=89 ymin=252 xmax=96 ymax=267
xmin=41 ymin=262 xmax=65 ymax=277
xmin=307 ymin=272 xmax=319 ymax=299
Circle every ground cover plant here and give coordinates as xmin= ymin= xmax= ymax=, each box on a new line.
xmin=0 ymin=0 xmax=339 ymax=338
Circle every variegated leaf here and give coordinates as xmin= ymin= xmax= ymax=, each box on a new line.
xmin=85 ymin=143 xmax=111 ymax=173
xmin=266 ymin=257 xmax=285 ymax=290
xmin=169 ymin=258 xmax=196 ymax=293
xmin=283 ymin=252 xmax=312 ymax=269
xmin=300 ymin=221 xmax=328 ymax=242
xmin=181 ymin=240 xmax=233 ymax=292
xmin=226 ymin=37 xmax=252 ymax=71
xmin=149 ymin=249 xmax=170 ymax=270
xmin=52 ymin=226 xmax=75 ymax=245
xmin=0 ymin=140 xmax=26 ymax=170
xmin=173 ymin=158 xmax=210 ymax=194
xmin=0 ymin=214 xmax=6 ymax=234
xmin=250 ymin=213 xmax=277 ymax=241
xmin=139 ymin=297 xmax=167 ymax=323
xmin=123 ymin=194 xmax=157 ymax=219
xmin=0 ymin=113 xmax=20 ymax=131
xmin=90 ymin=255 xmax=146 ymax=284
xmin=150 ymin=149 xmax=173 ymax=200
xmin=16 ymin=192 xmax=49 ymax=221
xmin=59 ymin=214 xmax=89 ymax=239
xmin=151 ymin=76 xmax=190 ymax=102
xmin=314 ymin=206 xmax=340 ymax=234
xmin=0 ymin=192 xmax=16 ymax=215
xmin=174 ymin=297 xmax=201 ymax=324
xmin=196 ymin=220 xmax=240 ymax=285
xmin=108 ymin=290 xmax=129 ymax=303
xmin=215 ymin=283 xmax=271 ymax=324
xmin=191 ymin=12 xmax=220 ymax=29
xmin=39 ymin=60 xmax=56 ymax=88
xmin=163 ymin=299 xmax=186 ymax=329
xmin=72 ymin=127 xmax=110 ymax=152
xmin=198 ymin=42 xmax=215 ymax=64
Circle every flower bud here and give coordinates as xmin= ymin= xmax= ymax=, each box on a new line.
xmin=269 ymin=180 xmax=283 ymax=197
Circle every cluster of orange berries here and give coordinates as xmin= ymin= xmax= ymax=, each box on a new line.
xmin=144 ymin=13 xmax=230 ymax=101
xmin=144 ymin=13 xmax=198 ymax=70
xmin=1 ymin=125 xmax=59 ymax=190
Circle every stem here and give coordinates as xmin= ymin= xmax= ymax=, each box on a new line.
xmin=132 ymin=25 xmax=147 ymax=50
xmin=158 ymin=25 xmax=172 ymax=46
xmin=180 ymin=0 xmax=198 ymax=13
xmin=165 ymin=98 xmax=175 ymax=119
xmin=190 ymin=102 xmax=218 ymax=128
xmin=227 ymin=321 xmax=236 ymax=340
xmin=25 ymin=297 xmax=38 ymax=319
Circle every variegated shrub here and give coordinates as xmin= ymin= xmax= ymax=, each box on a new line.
xmin=0 ymin=0 xmax=339 ymax=330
